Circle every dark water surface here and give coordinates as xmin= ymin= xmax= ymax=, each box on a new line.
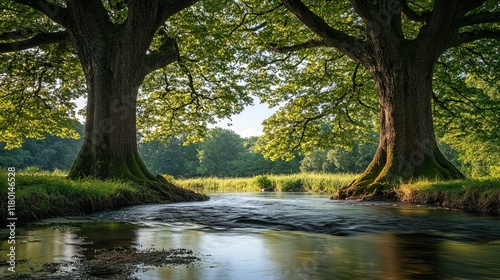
xmin=2 ymin=192 xmax=500 ymax=279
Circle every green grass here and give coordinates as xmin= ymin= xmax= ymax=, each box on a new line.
xmin=0 ymin=168 xmax=203 ymax=224
xmin=397 ymin=179 xmax=500 ymax=213
xmin=175 ymin=173 xmax=500 ymax=213
xmin=173 ymin=173 xmax=357 ymax=193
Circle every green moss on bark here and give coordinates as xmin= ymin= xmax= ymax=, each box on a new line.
xmin=334 ymin=149 xmax=464 ymax=200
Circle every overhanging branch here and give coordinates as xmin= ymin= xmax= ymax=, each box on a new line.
xmin=14 ymin=0 xmax=68 ymax=27
xmin=454 ymin=30 xmax=500 ymax=46
xmin=268 ymin=39 xmax=327 ymax=53
xmin=453 ymin=12 xmax=500 ymax=28
xmin=143 ymin=37 xmax=179 ymax=76
xmin=0 ymin=31 xmax=69 ymax=53
xmin=0 ymin=29 xmax=36 ymax=40
xmin=281 ymin=0 xmax=366 ymax=63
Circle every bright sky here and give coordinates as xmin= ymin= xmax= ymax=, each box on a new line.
xmin=214 ymin=99 xmax=276 ymax=138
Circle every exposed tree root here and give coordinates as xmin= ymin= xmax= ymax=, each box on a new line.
xmin=69 ymin=148 xmax=208 ymax=203
xmin=332 ymin=149 xmax=464 ymax=201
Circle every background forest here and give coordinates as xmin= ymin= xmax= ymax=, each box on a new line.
xmin=1 ymin=123 xmax=497 ymax=179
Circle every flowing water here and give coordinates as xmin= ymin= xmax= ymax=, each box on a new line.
xmin=2 ymin=192 xmax=500 ymax=279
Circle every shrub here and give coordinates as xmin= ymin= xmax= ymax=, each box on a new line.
xmin=278 ymin=177 xmax=303 ymax=192
xmin=252 ymin=175 xmax=274 ymax=191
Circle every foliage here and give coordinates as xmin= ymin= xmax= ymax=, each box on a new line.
xmin=433 ymin=40 xmax=500 ymax=145
xmin=221 ymin=0 xmax=500 ymax=166
xmin=0 ymin=122 xmax=83 ymax=170
xmin=252 ymin=175 xmax=274 ymax=191
xmin=0 ymin=0 xmax=498 ymax=184
xmin=139 ymin=128 xmax=301 ymax=178
xmin=432 ymin=39 xmax=500 ymax=179
xmin=138 ymin=138 xmax=199 ymax=177
xmin=196 ymin=128 xmax=246 ymax=177
xmin=0 ymin=0 xmax=254 ymax=150
xmin=0 ymin=123 xmax=476 ymax=180
xmin=442 ymin=134 xmax=500 ymax=179
xmin=0 ymin=2 xmax=85 ymax=149
xmin=235 ymin=136 xmax=302 ymax=176
xmin=300 ymin=136 xmax=378 ymax=173
xmin=137 ymin=0 xmax=254 ymax=143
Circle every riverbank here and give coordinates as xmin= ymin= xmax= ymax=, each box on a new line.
xmin=0 ymin=169 xmax=208 ymax=225
xmin=397 ymin=179 xmax=500 ymax=214
xmin=1 ymin=171 xmax=498 ymax=225
xmin=174 ymin=174 xmax=500 ymax=214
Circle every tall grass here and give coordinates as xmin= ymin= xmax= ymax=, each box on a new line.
xmin=397 ymin=179 xmax=500 ymax=213
xmin=0 ymin=168 xmax=180 ymax=224
xmin=173 ymin=173 xmax=357 ymax=193
xmin=175 ymin=174 xmax=500 ymax=213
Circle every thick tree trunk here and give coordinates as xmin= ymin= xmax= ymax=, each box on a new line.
xmin=64 ymin=2 xmax=170 ymax=185
xmin=335 ymin=47 xmax=464 ymax=199
xmin=68 ymin=59 xmax=156 ymax=182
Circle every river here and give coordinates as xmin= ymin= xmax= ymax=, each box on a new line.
xmin=2 ymin=192 xmax=500 ymax=279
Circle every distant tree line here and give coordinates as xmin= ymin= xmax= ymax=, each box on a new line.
xmin=0 ymin=123 xmax=83 ymax=171
xmin=2 ymin=125 xmax=497 ymax=179
xmin=139 ymin=128 xmax=302 ymax=178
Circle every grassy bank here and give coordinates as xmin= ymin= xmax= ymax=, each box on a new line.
xmin=175 ymin=174 xmax=500 ymax=214
xmin=0 ymin=169 xmax=207 ymax=224
xmin=397 ymin=179 xmax=500 ymax=213
xmin=173 ymin=173 xmax=358 ymax=193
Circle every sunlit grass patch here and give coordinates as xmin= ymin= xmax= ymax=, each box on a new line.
xmin=0 ymin=169 xmax=159 ymax=224
xmin=173 ymin=176 xmax=261 ymax=193
xmin=397 ymin=179 xmax=500 ymax=213
xmin=173 ymin=173 xmax=358 ymax=194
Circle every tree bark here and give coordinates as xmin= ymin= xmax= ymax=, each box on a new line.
xmin=281 ymin=0 xmax=467 ymax=199
xmin=64 ymin=2 xmax=172 ymax=185
xmin=67 ymin=39 xmax=156 ymax=182
xmin=335 ymin=41 xmax=464 ymax=199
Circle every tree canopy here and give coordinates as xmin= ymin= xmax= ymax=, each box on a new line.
xmin=210 ymin=0 xmax=500 ymax=161
xmin=0 ymin=0 xmax=498 ymax=188
xmin=0 ymin=0 xmax=251 ymax=149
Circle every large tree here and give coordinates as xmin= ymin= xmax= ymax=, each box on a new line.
xmin=0 ymin=0 xmax=248 ymax=184
xmin=232 ymin=0 xmax=499 ymax=198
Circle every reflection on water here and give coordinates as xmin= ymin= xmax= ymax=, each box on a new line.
xmin=1 ymin=192 xmax=500 ymax=279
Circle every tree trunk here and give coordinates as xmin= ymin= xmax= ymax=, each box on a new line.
xmin=64 ymin=3 xmax=168 ymax=185
xmin=67 ymin=54 xmax=156 ymax=182
xmin=335 ymin=45 xmax=464 ymax=199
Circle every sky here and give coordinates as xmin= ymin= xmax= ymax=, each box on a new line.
xmin=213 ymin=100 xmax=276 ymax=138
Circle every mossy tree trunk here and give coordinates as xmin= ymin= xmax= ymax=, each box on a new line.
xmin=66 ymin=1 xmax=183 ymax=183
xmin=337 ymin=53 xmax=464 ymax=199
xmin=329 ymin=1 xmax=466 ymax=199
xmin=281 ymin=0 xmax=469 ymax=200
